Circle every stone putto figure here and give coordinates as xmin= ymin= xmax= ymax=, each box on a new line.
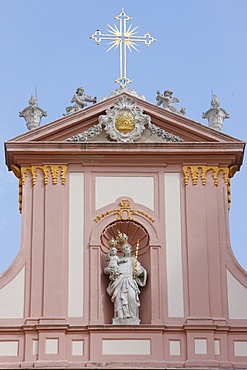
xmin=202 ymin=94 xmax=230 ymax=131
xmin=64 ymin=86 xmax=97 ymax=115
xmin=19 ymin=95 xmax=47 ymax=131
xmin=105 ymin=238 xmax=127 ymax=281
xmin=156 ymin=90 xmax=186 ymax=115
xmin=104 ymin=230 xmax=147 ymax=325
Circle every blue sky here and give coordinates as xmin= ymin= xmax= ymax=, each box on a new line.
xmin=0 ymin=0 xmax=246 ymax=273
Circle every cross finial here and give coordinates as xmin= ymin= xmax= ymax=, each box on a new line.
xmin=90 ymin=8 xmax=156 ymax=88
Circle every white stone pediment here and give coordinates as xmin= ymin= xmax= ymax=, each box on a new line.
xmin=6 ymin=91 xmax=244 ymax=145
xmin=67 ymin=95 xmax=183 ymax=143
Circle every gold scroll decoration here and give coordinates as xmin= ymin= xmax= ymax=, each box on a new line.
xmin=11 ymin=165 xmax=67 ymax=214
xmin=182 ymin=165 xmax=238 ymax=211
xmin=94 ymin=199 xmax=155 ymax=223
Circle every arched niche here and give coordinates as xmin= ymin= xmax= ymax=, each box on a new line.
xmin=88 ymin=198 xmax=161 ymax=325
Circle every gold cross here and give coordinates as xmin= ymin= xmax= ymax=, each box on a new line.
xmin=90 ymin=8 xmax=156 ymax=88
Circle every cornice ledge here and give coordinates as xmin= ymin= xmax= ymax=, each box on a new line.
xmin=5 ymin=141 xmax=245 ymax=150
xmin=86 ymin=324 xmax=166 ymax=332
xmin=228 ymin=324 xmax=247 ymax=332
xmin=0 ymin=325 xmax=24 ymax=333
xmin=184 ymin=317 xmax=229 ymax=331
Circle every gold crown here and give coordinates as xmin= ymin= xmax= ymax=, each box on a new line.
xmin=116 ymin=229 xmax=128 ymax=245
xmin=109 ymin=237 xmax=118 ymax=248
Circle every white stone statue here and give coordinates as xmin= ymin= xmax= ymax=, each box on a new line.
xmin=104 ymin=231 xmax=147 ymax=325
xmin=19 ymin=95 xmax=47 ymax=130
xmin=202 ymin=94 xmax=230 ymax=131
xmin=105 ymin=238 xmax=127 ymax=281
xmin=64 ymin=86 xmax=97 ymax=115
xmin=156 ymin=90 xmax=186 ymax=115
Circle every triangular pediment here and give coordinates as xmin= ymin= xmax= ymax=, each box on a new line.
xmin=5 ymin=91 xmax=245 ymax=170
xmin=7 ymin=91 xmax=243 ymax=144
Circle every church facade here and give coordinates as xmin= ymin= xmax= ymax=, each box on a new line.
xmin=2 ymin=90 xmax=247 ymax=369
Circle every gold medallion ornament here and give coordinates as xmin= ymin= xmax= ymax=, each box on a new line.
xmin=115 ymin=110 xmax=135 ymax=134
xmin=99 ymin=95 xmax=151 ymax=143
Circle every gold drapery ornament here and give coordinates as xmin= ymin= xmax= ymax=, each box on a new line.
xmin=182 ymin=165 xmax=238 ymax=211
xmin=11 ymin=164 xmax=67 ymax=214
xmin=183 ymin=165 xmax=229 ymax=186
xmin=11 ymin=165 xmax=23 ymax=214
xmin=20 ymin=165 xmax=67 ymax=186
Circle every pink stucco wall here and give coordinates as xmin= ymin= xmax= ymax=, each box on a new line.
xmin=0 ymin=163 xmax=246 ymax=368
xmin=1 ymin=93 xmax=246 ymax=368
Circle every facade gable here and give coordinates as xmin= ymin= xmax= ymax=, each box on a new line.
xmin=1 ymin=89 xmax=247 ymax=369
xmin=7 ymin=92 xmax=243 ymax=144
xmin=5 ymin=92 xmax=245 ymax=172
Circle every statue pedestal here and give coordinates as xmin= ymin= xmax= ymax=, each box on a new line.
xmin=112 ymin=317 xmax=140 ymax=325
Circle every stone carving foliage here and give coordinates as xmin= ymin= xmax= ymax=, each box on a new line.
xmin=148 ymin=122 xmax=183 ymax=142
xmin=67 ymin=123 xmax=103 ymax=142
xmin=101 ymin=87 xmax=146 ymax=101
xmin=67 ymin=95 xmax=183 ymax=143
